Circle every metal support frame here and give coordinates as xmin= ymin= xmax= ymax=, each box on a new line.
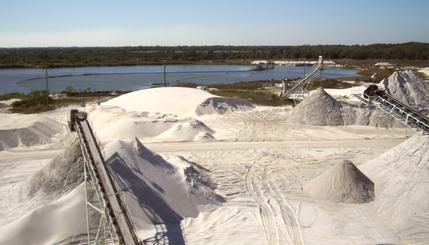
xmin=354 ymin=92 xmax=429 ymax=133
xmin=76 ymin=121 xmax=121 ymax=245
xmin=369 ymin=95 xmax=429 ymax=132
xmin=281 ymin=56 xmax=323 ymax=105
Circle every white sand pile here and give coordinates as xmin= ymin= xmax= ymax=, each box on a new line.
xmin=0 ymin=114 xmax=64 ymax=150
xmin=304 ymin=160 xmax=374 ymax=203
xmin=0 ymin=184 xmax=87 ymax=245
xmin=359 ymin=133 xmax=429 ymax=239
xmin=157 ymin=120 xmax=215 ymax=142
xmin=28 ymin=140 xmax=83 ymax=197
xmin=103 ymin=138 xmax=224 ymax=238
xmin=287 ymin=88 xmax=344 ymax=126
xmin=378 ymin=70 xmax=429 ymax=109
xmin=88 ymin=106 xmax=215 ymax=143
xmin=102 ymin=87 xmax=254 ymax=117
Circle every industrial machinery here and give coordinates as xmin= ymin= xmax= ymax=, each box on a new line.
xmin=281 ymin=56 xmax=324 ymax=104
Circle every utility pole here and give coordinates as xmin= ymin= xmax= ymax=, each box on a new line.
xmin=44 ymin=51 xmax=49 ymax=105
xmin=163 ymin=59 xmax=167 ymax=87
xmin=45 ymin=68 xmax=49 ymax=105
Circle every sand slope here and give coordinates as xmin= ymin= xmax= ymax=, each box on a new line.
xmin=103 ymin=138 xmax=223 ymax=240
xmin=28 ymin=140 xmax=83 ymax=197
xmin=0 ymin=114 xmax=64 ymax=150
xmin=0 ymin=184 xmax=86 ymax=245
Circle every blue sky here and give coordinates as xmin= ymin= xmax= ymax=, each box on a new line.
xmin=1 ymin=0 xmax=428 ymax=47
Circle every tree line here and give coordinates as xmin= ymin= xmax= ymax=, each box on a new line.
xmin=0 ymin=42 xmax=428 ymax=68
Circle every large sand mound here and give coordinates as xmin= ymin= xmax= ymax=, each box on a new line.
xmin=359 ymin=133 xmax=429 ymax=238
xmin=103 ymin=138 xmax=224 ymax=238
xmin=88 ymin=106 xmax=216 ymax=143
xmin=102 ymin=87 xmax=254 ymax=117
xmin=0 ymin=115 xmax=64 ymax=150
xmin=28 ymin=140 xmax=83 ymax=197
xmin=287 ymin=88 xmax=344 ymax=126
xmin=305 ymin=160 xmax=374 ymax=203
xmin=378 ymin=70 xmax=429 ymax=109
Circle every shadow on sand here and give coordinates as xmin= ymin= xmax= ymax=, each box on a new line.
xmin=106 ymin=152 xmax=185 ymax=245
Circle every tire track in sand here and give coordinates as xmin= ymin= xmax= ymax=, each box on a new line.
xmin=245 ymin=165 xmax=280 ymax=245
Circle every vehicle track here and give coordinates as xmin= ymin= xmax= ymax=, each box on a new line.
xmin=245 ymin=164 xmax=280 ymax=245
xmin=264 ymin=164 xmax=305 ymax=245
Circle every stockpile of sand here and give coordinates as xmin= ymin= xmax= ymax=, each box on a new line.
xmin=359 ymin=133 xmax=429 ymax=239
xmin=304 ymin=160 xmax=374 ymax=203
xmin=157 ymin=119 xmax=215 ymax=142
xmin=287 ymin=88 xmax=344 ymax=126
xmin=0 ymin=115 xmax=64 ymax=150
xmin=88 ymin=106 xmax=216 ymax=143
xmin=28 ymin=140 xmax=83 ymax=197
xmin=287 ymin=88 xmax=404 ymax=128
xmin=378 ymin=70 xmax=429 ymax=109
xmin=103 ymin=138 xmax=224 ymax=238
xmin=103 ymin=87 xmax=254 ymax=117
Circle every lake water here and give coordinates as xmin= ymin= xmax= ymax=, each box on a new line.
xmin=0 ymin=65 xmax=358 ymax=94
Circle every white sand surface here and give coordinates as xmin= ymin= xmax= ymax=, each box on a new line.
xmin=0 ymin=86 xmax=427 ymax=244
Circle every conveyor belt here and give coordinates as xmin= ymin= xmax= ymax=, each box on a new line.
xmin=281 ymin=56 xmax=324 ymax=102
xmin=74 ymin=115 xmax=139 ymax=245
xmin=358 ymin=88 xmax=429 ymax=133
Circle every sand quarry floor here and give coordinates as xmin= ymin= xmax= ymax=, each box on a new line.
xmin=0 ymin=87 xmax=426 ymax=245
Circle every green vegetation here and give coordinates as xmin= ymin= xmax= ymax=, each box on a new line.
xmin=1 ymin=42 xmax=428 ymax=68
xmin=2 ymin=90 xmax=114 ymax=114
xmin=0 ymin=92 xmax=28 ymax=100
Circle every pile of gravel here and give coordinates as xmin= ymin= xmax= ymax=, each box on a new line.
xmin=29 ymin=140 xmax=83 ymax=196
xmin=304 ymin=160 xmax=374 ymax=203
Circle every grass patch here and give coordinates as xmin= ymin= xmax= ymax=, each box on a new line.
xmin=0 ymin=92 xmax=28 ymax=101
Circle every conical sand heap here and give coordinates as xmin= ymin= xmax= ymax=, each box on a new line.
xmin=304 ymin=160 xmax=374 ymax=203
xmin=287 ymin=88 xmax=344 ymax=126
xmin=378 ymin=70 xmax=429 ymax=109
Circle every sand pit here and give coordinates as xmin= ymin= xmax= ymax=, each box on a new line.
xmin=304 ymin=160 xmax=374 ymax=203
xmin=0 ymin=114 xmax=64 ymax=150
